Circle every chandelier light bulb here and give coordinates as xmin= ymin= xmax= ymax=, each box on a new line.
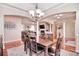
xmin=59 ymin=14 xmax=63 ymax=16
xmin=40 ymin=12 xmax=45 ymax=16
xmin=57 ymin=16 xmax=60 ymax=19
xmin=36 ymin=9 xmax=41 ymax=13
xmin=29 ymin=9 xmax=44 ymax=18
xmin=29 ymin=10 xmax=34 ymax=15
xmin=54 ymin=15 xmax=58 ymax=17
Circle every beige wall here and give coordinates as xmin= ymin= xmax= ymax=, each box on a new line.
xmin=0 ymin=11 xmax=4 ymax=35
xmin=65 ymin=19 xmax=75 ymax=39
xmin=4 ymin=16 xmax=23 ymax=43
xmin=0 ymin=15 xmax=4 ymax=35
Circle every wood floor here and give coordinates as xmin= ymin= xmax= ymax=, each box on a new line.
xmin=3 ymin=44 xmax=78 ymax=56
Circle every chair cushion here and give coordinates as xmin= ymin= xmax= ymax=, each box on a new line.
xmin=37 ymin=45 xmax=45 ymax=51
xmin=48 ymin=47 xmax=55 ymax=56
xmin=48 ymin=47 xmax=54 ymax=53
xmin=37 ymin=43 xmax=45 ymax=51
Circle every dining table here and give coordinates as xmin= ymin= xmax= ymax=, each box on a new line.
xmin=37 ymin=38 xmax=56 ymax=56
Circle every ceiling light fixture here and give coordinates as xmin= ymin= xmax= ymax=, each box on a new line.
xmin=57 ymin=16 xmax=60 ymax=19
xmin=54 ymin=15 xmax=58 ymax=17
xmin=54 ymin=14 xmax=63 ymax=19
xmin=59 ymin=14 xmax=63 ymax=16
xmin=29 ymin=4 xmax=45 ymax=21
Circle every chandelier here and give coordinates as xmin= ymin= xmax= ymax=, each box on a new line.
xmin=28 ymin=4 xmax=45 ymax=42
xmin=29 ymin=4 xmax=45 ymax=20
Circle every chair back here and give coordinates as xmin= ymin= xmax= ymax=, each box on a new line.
xmin=0 ymin=35 xmax=3 ymax=56
xmin=55 ymin=33 xmax=62 ymax=56
xmin=21 ymin=31 xmax=29 ymax=42
xmin=29 ymin=31 xmax=37 ymax=52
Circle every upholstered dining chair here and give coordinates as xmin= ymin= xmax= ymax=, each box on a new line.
xmin=21 ymin=31 xmax=30 ymax=54
xmin=0 ymin=36 xmax=3 ymax=56
xmin=48 ymin=36 xmax=62 ymax=56
xmin=28 ymin=31 xmax=45 ymax=56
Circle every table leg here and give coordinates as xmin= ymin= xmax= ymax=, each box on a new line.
xmin=45 ymin=46 xmax=48 ymax=56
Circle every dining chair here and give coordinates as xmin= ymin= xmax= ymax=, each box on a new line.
xmin=28 ymin=31 xmax=45 ymax=56
xmin=48 ymin=33 xmax=62 ymax=56
xmin=0 ymin=36 xmax=3 ymax=56
xmin=21 ymin=31 xmax=30 ymax=54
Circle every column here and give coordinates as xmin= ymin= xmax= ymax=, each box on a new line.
xmin=36 ymin=21 xmax=39 ymax=42
xmin=53 ymin=22 xmax=57 ymax=39
xmin=62 ymin=22 xmax=66 ymax=49
xmin=49 ymin=24 xmax=52 ymax=32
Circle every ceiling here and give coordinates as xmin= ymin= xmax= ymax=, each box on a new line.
xmin=22 ymin=11 xmax=76 ymax=25
xmin=7 ymin=3 xmax=61 ymax=12
xmin=42 ymin=12 xmax=76 ymax=20
xmin=2 ymin=3 xmax=63 ymax=20
xmin=3 ymin=3 xmax=76 ymax=25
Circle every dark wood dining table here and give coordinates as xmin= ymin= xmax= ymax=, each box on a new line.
xmin=37 ymin=39 xmax=56 ymax=56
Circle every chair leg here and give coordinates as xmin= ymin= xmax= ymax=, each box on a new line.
xmin=29 ymin=48 xmax=32 ymax=56
xmin=24 ymin=42 xmax=27 ymax=51
xmin=44 ymin=51 xmax=46 ymax=56
xmin=55 ymin=51 xmax=60 ymax=56
xmin=26 ymin=44 xmax=28 ymax=54
xmin=0 ymin=48 xmax=3 ymax=56
xmin=24 ymin=43 xmax=25 ymax=51
xmin=25 ymin=47 xmax=27 ymax=54
xmin=24 ymin=42 xmax=28 ymax=54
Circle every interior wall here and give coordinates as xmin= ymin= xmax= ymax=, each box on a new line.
xmin=4 ymin=16 xmax=23 ymax=43
xmin=64 ymin=19 xmax=76 ymax=52
xmin=0 ymin=4 xmax=29 ymax=18
xmin=0 ymin=5 xmax=4 ymax=36
xmin=65 ymin=19 xmax=75 ymax=41
xmin=0 ymin=5 xmax=4 ymax=48
xmin=0 ymin=14 xmax=4 ymax=36
xmin=75 ymin=11 xmax=79 ymax=53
